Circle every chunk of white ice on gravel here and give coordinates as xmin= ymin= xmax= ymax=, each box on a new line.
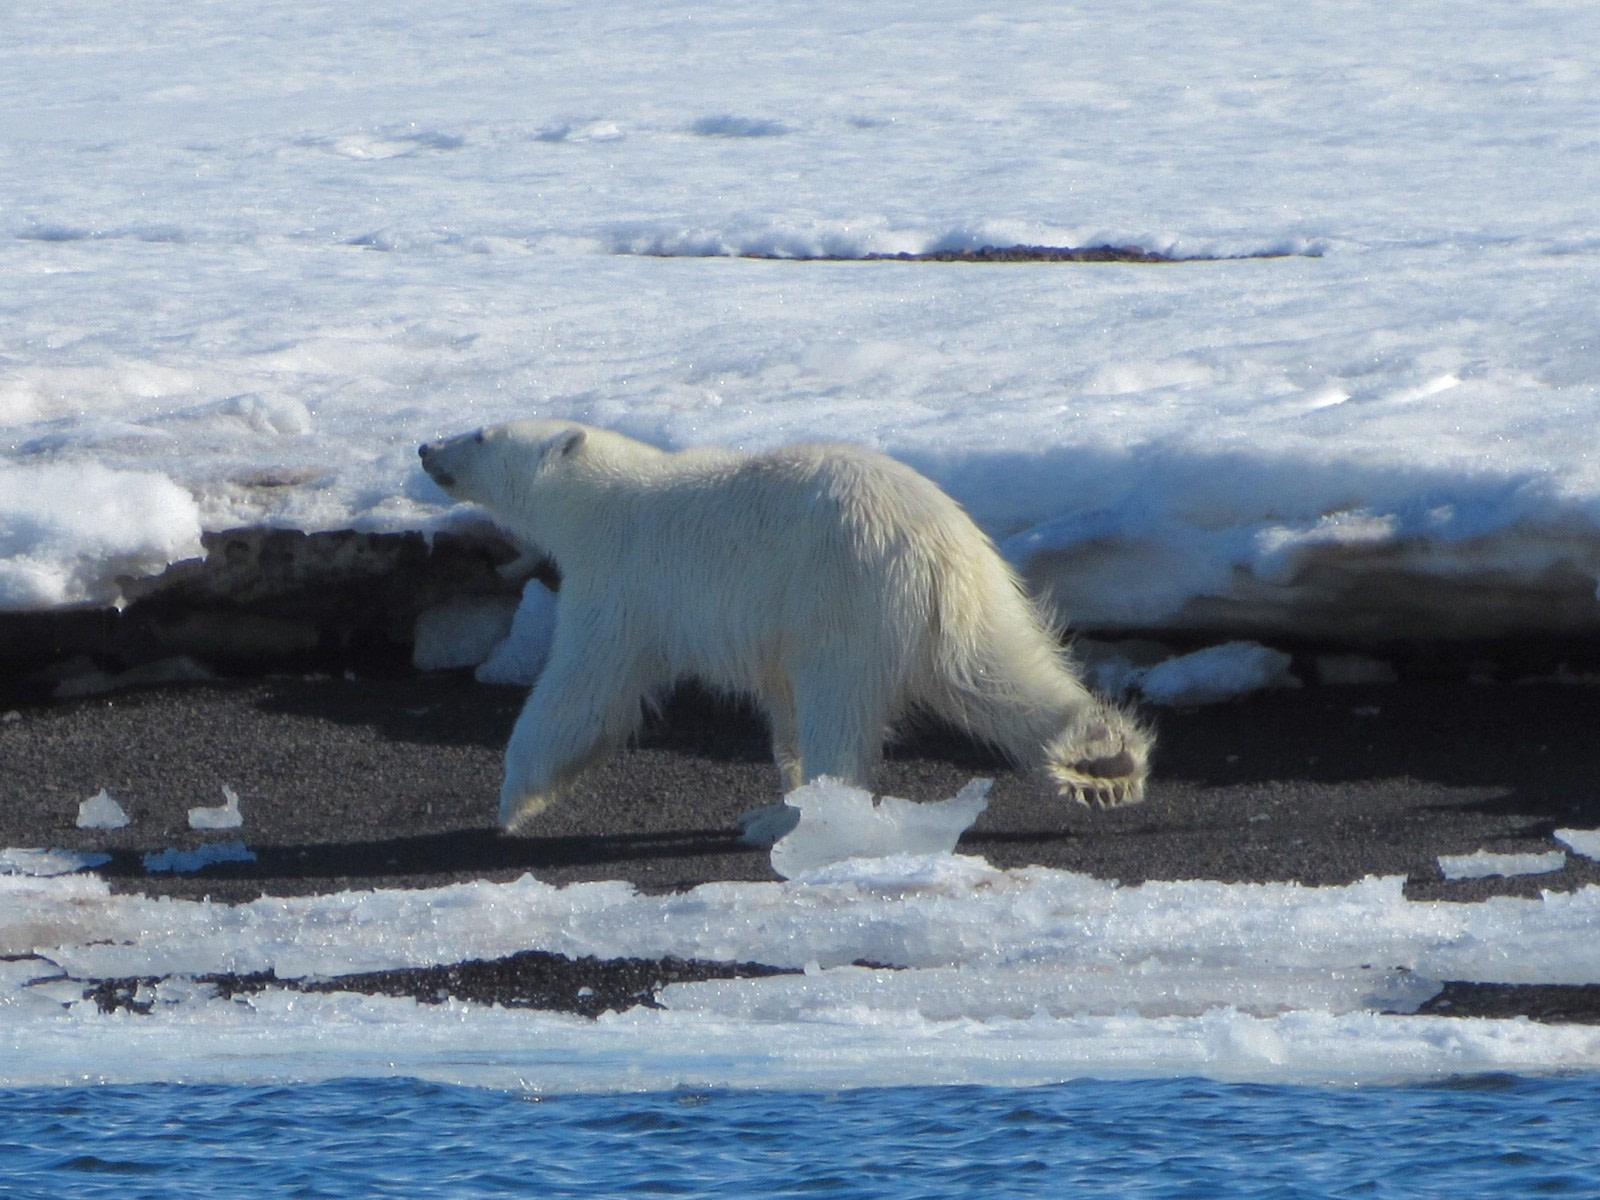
xmin=1437 ymin=849 xmax=1566 ymax=881
xmin=188 ymin=784 xmax=244 ymax=830
xmin=76 ymin=789 xmax=130 ymax=830
xmin=1138 ymin=641 xmax=1300 ymax=706
xmin=769 ymin=777 xmax=991 ymax=880
xmin=1554 ymin=829 xmax=1600 ymax=861
xmin=476 ymin=579 xmax=559 ymax=686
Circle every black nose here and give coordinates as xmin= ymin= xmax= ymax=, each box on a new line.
xmin=418 ymin=442 xmax=432 ymax=459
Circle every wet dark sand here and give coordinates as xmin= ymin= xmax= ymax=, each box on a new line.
xmin=5 ymin=673 xmax=1600 ymax=1021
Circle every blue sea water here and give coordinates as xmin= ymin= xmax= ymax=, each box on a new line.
xmin=2 ymin=1075 xmax=1596 ymax=1199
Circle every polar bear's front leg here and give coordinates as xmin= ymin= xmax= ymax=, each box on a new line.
xmin=762 ymin=678 xmax=804 ymax=792
xmin=789 ymin=659 xmax=888 ymax=790
xmin=498 ymin=642 xmax=646 ymax=833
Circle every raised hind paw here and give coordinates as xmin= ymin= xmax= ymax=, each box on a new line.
xmin=1047 ymin=711 xmax=1151 ymax=809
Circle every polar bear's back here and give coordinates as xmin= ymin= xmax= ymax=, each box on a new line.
xmin=580 ymin=439 xmax=1036 ymax=704
xmin=679 ymin=441 xmax=993 ymax=598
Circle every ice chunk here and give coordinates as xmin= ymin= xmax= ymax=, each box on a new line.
xmin=76 ymin=788 xmax=130 ymax=830
xmin=1072 ymin=638 xmax=1173 ymax=698
xmin=143 ymin=840 xmax=255 ymax=873
xmin=1437 ymin=849 xmax=1567 ymax=881
xmin=188 ymin=785 xmax=243 ymax=830
xmin=769 ymin=777 xmax=990 ymax=881
xmin=0 ymin=848 xmax=112 ymax=876
xmin=412 ymin=595 xmax=519 ymax=670
xmin=1138 ymin=642 xmax=1300 ymax=706
xmin=1554 ymin=829 xmax=1600 ymax=861
xmin=476 ymin=579 xmax=559 ymax=686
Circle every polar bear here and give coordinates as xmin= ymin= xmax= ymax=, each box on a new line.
xmin=419 ymin=421 xmax=1150 ymax=832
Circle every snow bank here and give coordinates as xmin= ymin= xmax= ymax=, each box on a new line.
xmin=0 ymin=464 xmax=201 ymax=610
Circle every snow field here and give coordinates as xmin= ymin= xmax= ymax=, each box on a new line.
xmin=2 ymin=0 xmax=1598 ymax=636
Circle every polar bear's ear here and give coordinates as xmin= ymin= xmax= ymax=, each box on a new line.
xmin=551 ymin=428 xmax=586 ymax=458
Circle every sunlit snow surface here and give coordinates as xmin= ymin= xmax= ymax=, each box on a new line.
xmin=3 ymin=1 xmax=1600 ymax=628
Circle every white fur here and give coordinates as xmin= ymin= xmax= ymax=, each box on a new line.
xmin=419 ymin=421 xmax=1150 ymax=832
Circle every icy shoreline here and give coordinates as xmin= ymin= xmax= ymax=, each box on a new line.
xmin=7 ymin=863 xmax=1600 ymax=1091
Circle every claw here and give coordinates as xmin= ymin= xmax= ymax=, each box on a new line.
xmin=1050 ymin=766 xmax=1146 ymax=809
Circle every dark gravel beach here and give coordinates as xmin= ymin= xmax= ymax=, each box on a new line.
xmin=5 ymin=669 xmax=1600 ymax=1021
xmin=5 ymin=669 xmax=1599 ymax=900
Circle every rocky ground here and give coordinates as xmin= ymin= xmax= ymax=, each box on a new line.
xmin=4 ymin=665 xmax=1600 ymax=1022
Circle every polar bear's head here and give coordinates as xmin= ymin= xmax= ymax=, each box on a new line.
xmin=419 ymin=420 xmax=588 ymax=513
xmin=421 ymin=419 xmax=673 ymax=559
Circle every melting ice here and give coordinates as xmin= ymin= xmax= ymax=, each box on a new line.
xmin=75 ymin=789 xmax=129 ymax=831
xmin=6 ymin=781 xmax=1600 ymax=1092
xmin=188 ymin=785 xmax=244 ymax=831
xmin=767 ymin=776 xmax=991 ymax=878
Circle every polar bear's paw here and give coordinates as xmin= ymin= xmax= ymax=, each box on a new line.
xmin=1047 ymin=710 xmax=1151 ymax=809
xmin=498 ymin=784 xmax=558 ymax=835
xmin=737 ymin=802 xmax=802 ymax=847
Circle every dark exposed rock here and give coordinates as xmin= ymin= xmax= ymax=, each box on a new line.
xmin=1416 ymin=982 xmax=1600 ymax=1025
xmin=81 ymin=950 xmax=795 ymax=1019
xmin=0 ymin=527 xmax=541 ymax=699
xmin=729 ymin=243 xmax=1305 ymax=263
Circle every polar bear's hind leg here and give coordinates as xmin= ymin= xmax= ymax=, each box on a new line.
xmin=920 ymin=559 xmax=1152 ymax=809
xmin=788 ymin=657 xmax=892 ymax=789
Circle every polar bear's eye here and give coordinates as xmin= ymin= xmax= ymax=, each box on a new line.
xmin=473 ymin=429 xmax=486 ymax=444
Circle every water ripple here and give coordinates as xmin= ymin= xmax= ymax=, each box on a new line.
xmin=1 ymin=1075 xmax=1596 ymax=1198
